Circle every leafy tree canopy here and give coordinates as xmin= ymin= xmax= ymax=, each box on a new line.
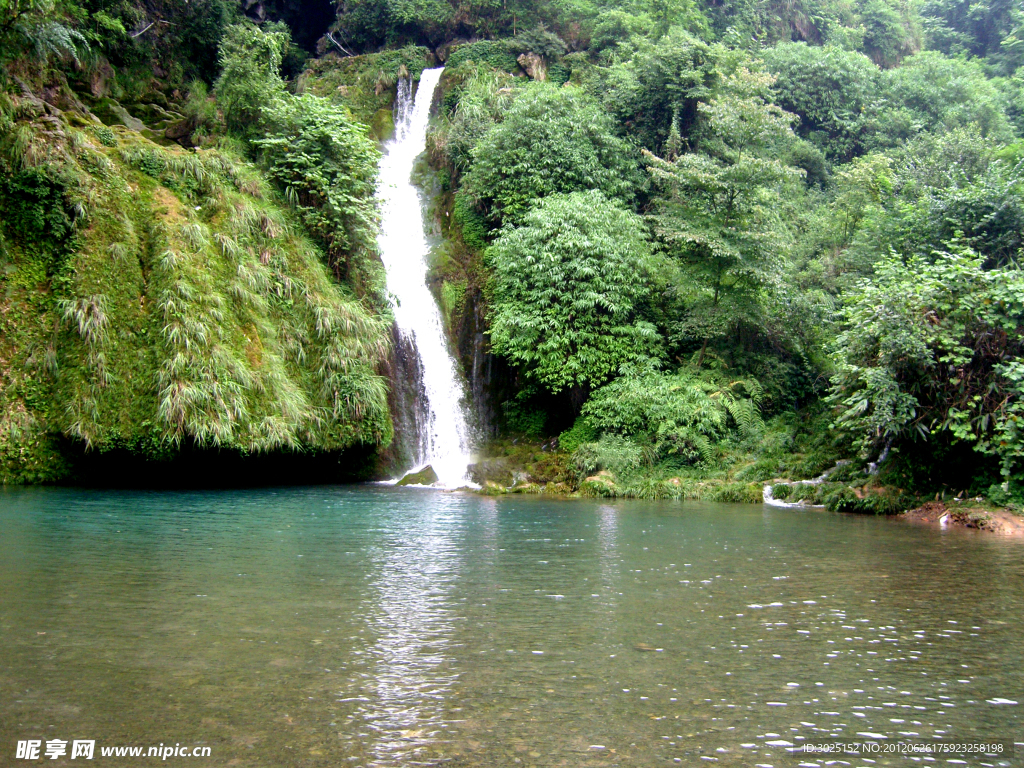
xmin=487 ymin=190 xmax=661 ymax=395
xmin=829 ymin=244 xmax=1024 ymax=478
xmin=463 ymin=82 xmax=642 ymax=225
xmin=646 ymin=68 xmax=802 ymax=364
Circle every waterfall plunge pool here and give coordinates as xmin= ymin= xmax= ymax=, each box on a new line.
xmin=1 ymin=485 xmax=1021 ymax=766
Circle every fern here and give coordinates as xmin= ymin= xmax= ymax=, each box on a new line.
xmin=583 ymin=369 xmax=765 ymax=466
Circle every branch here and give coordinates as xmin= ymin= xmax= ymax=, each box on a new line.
xmin=130 ymin=21 xmax=154 ymax=39
xmin=326 ymin=32 xmax=353 ymax=57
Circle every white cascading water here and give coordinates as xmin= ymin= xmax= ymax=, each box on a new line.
xmin=378 ymin=67 xmax=472 ymax=487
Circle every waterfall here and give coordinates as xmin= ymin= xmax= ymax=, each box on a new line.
xmin=378 ymin=67 xmax=472 ymax=487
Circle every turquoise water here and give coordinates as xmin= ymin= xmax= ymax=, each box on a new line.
xmin=1 ymin=485 xmax=1022 ymax=766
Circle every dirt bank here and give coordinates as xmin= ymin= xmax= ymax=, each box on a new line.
xmin=901 ymin=501 xmax=1024 ymax=537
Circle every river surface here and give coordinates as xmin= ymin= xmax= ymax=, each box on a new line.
xmin=1 ymin=486 xmax=1021 ymax=766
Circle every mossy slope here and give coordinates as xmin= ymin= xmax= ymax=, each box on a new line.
xmin=1 ymin=91 xmax=392 ymax=484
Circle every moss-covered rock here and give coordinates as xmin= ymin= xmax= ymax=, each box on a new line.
xmin=580 ymin=470 xmax=617 ymax=497
xmin=479 ymin=480 xmax=508 ymax=495
xmin=468 ymin=457 xmax=513 ymax=486
xmin=397 ymin=465 xmax=439 ymax=485
xmin=511 ymin=481 xmax=541 ymax=494
xmin=299 ymin=47 xmax=433 ymax=127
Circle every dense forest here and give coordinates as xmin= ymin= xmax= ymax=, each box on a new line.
xmin=2 ymin=0 xmax=1024 ymax=513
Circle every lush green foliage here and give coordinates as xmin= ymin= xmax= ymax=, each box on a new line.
xmin=214 ymin=23 xmax=386 ymax=299
xmin=445 ymin=41 xmax=520 ymax=72
xmin=763 ymin=43 xmax=880 ymax=162
xmin=213 ymin=22 xmax=289 ymax=135
xmin=255 ymin=95 xmax=381 ymax=277
xmin=463 ymin=83 xmax=642 ymax=224
xmin=487 ymin=190 xmax=660 ymax=393
xmin=646 ymin=69 xmax=801 ymax=364
xmin=430 ymin=66 xmax=519 ymax=178
xmin=582 ymin=370 xmax=764 ymax=463
xmin=829 ymin=246 xmax=1024 ymax=479
xmin=6 ymin=0 xmax=1024 ymax=503
xmin=597 ymin=28 xmax=718 ymax=153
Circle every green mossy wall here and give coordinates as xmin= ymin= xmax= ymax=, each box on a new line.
xmin=1 ymin=100 xmax=392 ymax=484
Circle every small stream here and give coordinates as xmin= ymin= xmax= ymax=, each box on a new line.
xmin=1 ymin=486 xmax=1021 ymax=766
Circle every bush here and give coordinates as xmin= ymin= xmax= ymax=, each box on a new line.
xmin=571 ymin=434 xmax=646 ymax=481
xmin=487 ymin=190 xmax=660 ymax=393
xmin=583 ymin=370 xmax=764 ymax=464
xmin=446 ymin=41 xmax=519 ymax=72
xmin=559 ymin=418 xmax=597 ymax=454
xmin=254 ymin=94 xmax=380 ymax=273
xmin=464 ymin=83 xmax=642 ymax=224
xmin=213 ymin=23 xmax=289 ymax=136
xmin=829 ymin=245 xmax=1024 ymax=480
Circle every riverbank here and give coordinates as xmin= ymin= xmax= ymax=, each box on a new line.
xmin=901 ymin=500 xmax=1024 ymax=536
xmin=455 ymin=437 xmax=1024 ymax=536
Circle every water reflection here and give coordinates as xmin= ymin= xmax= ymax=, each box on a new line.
xmin=358 ymin=498 xmax=464 ymax=763
xmin=1 ymin=487 xmax=1022 ymax=767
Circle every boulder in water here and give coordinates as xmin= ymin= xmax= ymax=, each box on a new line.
xmin=397 ymin=465 xmax=439 ymax=486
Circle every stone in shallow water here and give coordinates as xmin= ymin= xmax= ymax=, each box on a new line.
xmin=397 ymin=466 xmax=438 ymax=486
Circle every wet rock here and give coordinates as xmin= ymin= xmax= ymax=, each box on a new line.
xmin=369 ymin=108 xmax=394 ymax=142
xmin=480 ymin=480 xmax=508 ymax=496
xmin=512 ymin=470 xmax=532 ymax=486
xmin=90 ymin=57 xmax=115 ymax=97
xmin=436 ymin=38 xmax=470 ymax=63
xmin=468 ymin=457 xmax=513 ymax=486
xmin=517 ymin=52 xmax=547 ymax=81
xmin=164 ymin=118 xmax=195 ymax=142
xmin=397 ymin=465 xmax=438 ymax=486
xmin=544 ymin=482 xmax=572 ymax=495
xmin=511 ymin=482 xmax=541 ymax=494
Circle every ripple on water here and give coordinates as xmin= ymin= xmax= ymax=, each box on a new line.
xmin=0 ymin=488 xmax=1022 ymax=766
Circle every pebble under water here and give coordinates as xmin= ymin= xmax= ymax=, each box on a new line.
xmin=0 ymin=485 xmax=1021 ymax=766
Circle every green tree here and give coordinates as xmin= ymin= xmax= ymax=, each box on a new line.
xmin=463 ymin=83 xmax=642 ymax=225
xmin=763 ymin=42 xmax=880 ymax=162
xmin=597 ymin=26 xmax=718 ymax=152
xmin=254 ymin=94 xmax=381 ymax=279
xmin=487 ymin=190 xmax=661 ymax=397
xmin=860 ymin=0 xmax=919 ymax=67
xmin=829 ymin=245 xmax=1024 ymax=479
xmin=647 ymin=69 xmax=802 ymax=366
xmin=872 ymin=51 xmax=1014 ymax=147
xmin=920 ymin=0 xmax=1024 ymax=74
xmin=839 ymin=128 xmax=1024 ymax=273
xmin=213 ymin=22 xmax=290 ymax=135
